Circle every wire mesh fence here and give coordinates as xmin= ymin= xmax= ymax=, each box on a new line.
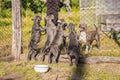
xmin=0 ymin=0 xmax=12 ymax=57
xmin=80 ymin=0 xmax=120 ymax=31
xmin=0 ymin=0 xmax=120 ymax=58
xmin=80 ymin=0 xmax=96 ymax=27
xmin=79 ymin=0 xmax=120 ymax=56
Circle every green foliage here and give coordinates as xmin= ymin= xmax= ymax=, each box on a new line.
xmin=22 ymin=9 xmax=35 ymax=17
xmin=71 ymin=0 xmax=79 ymax=8
xmin=0 ymin=18 xmax=11 ymax=26
xmin=0 ymin=9 xmax=12 ymax=18
xmin=21 ymin=0 xmax=46 ymax=13
xmin=1 ymin=0 xmax=11 ymax=9
xmin=0 ymin=0 xmax=11 ymax=18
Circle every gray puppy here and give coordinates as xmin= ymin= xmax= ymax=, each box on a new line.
xmin=41 ymin=15 xmax=57 ymax=61
xmin=59 ymin=19 xmax=68 ymax=53
xmin=79 ymin=24 xmax=100 ymax=54
xmin=28 ymin=16 xmax=45 ymax=61
xmin=67 ymin=23 xmax=81 ymax=66
xmin=44 ymin=19 xmax=67 ymax=63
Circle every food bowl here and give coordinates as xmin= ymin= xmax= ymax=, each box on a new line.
xmin=34 ymin=65 xmax=49 ymax=73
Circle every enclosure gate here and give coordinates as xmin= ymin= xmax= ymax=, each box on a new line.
xmin=80 ymin=0 xmax=120 ymax=32
xmin=80 ymin=0 xmax=96 ymax=27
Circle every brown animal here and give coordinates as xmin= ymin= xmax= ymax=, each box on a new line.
xmin=79 ymin=24 xmax=100 ymax=54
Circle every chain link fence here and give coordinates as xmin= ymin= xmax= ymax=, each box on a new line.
xmin=0 ymin=0 xmax=47 ymax=57
xmin=0 ymin=0 xmax=120 ymax=57
xmin=80 ymin=0 xmax=120 ymax=31
xmin=80 ymin=0 xmax=120 ymax=56
xmin=0 ymin=0 xmax=12 ymax=57
xmin=80 ymin=0 xmax=96 ymax=27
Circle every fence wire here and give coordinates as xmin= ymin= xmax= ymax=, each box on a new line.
xmin=0 ymin=0 xmax=120 ymax=58
xmin=80 ymin=0 xmax=120 ymax=56
xmin=0 ymin=0 xmax=12 ymax=57
xmin=80 ymin=0 xmax=120 ymax=31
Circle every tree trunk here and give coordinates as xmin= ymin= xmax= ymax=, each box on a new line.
xmin=46 ymin=0 xmax=60 ymax=26
xmin=12 ymin=0 xmax=22 ymax=61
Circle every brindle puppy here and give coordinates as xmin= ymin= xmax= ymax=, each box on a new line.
xmin=79 ymin=24 xmax=100 ymax=54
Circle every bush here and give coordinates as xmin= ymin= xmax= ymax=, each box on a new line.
xmin=0 ymin=18 xmax=12 ymax=26
xmin=21 ymin=0 xmax=46 ymax=13
xmin=22 ymin=9 xmax=35 ymax=17
xmin=0 ymin=9 xmax=12 ymax=18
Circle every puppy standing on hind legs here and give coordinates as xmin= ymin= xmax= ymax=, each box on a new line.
xmin=79 ymin=24 xmax=100 ymax=54
xmin=27 ymin=16 xmax=45 ymax=61
xmin=41 ymin=15 xmax=57 ymax=62
xmin=43 ymin=19 xmax=67 ymax=64
xmin=67 ymin=23 xmax=81 ymax=66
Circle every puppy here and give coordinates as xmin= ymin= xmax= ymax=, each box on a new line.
xmin=67 ymin=23 xmax=81 ymax=66
xmin=28 ymin=16 xmax=45 ymax=61
xmin=79 ymin=24 xmax=100 ymax=54
xmin=44 ymin=19 xmax=67 ymax=63
xmin=58 ymin=19 xmax=68 ymax=53
xmin=41 ymin=15 xmax=57 ymax=61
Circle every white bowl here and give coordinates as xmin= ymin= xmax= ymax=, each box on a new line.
xmin=34 ymin=65 xmax=49 ymax=73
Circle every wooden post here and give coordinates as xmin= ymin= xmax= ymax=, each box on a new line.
xmin=12 ymin=0 xmax=22 ymax=61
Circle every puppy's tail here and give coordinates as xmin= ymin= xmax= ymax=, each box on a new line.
xmin=94 ymin=24 xmax=98 ymax=32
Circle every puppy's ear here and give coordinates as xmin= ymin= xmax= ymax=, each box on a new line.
xmin=57 ymin=19 xmax=61 ymax=23
xmin=63 ymin=22 xmax=68 ymax=28
xmin=37 ymin=16 xmax=42 ymax=21
xmin=32 ymin=17 xmax=36 ymax=21
xmin=50 ymin=15 xmax=54 ymax=19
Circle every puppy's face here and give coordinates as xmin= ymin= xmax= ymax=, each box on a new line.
xmin=32 ymin=16 xmax=42 ymax=23
xmin=79 ymin=24 xmax=87 ymax=32
xmin=58 ymin=19 xmax=67 ymax=30
xmin=69 ymin=30 xmax=76 ymax=39
xmin=46 ymin=15 xmax=54 ymax=21
xmin=68 ymin=23 xmax=77 ymax=32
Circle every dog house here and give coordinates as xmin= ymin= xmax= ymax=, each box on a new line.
xmin=80 ymin=0 xmax=120 ymax=32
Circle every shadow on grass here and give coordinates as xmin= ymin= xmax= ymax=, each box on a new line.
xmin=65 ymin=55 xmax=87 ymax=80
xmin=70 ymin=64 xmax=86 ymax=80
xmin=113 ymin=39 xmax=120 ymax=47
